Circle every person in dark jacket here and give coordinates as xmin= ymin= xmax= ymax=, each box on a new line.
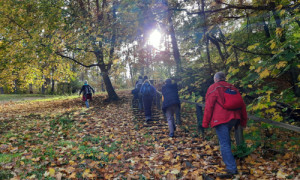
xmin=79 ymin=80 xmax=95 ymax=108
xmin=203 ymin=72 xmax=247 ymax=175
xmin=140 ymin=80 xmax=156 ymax=122
xmin=162 ymin=79 xmax=180 ymax=137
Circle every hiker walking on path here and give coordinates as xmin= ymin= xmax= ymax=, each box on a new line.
xmin=202 ymin=72 xmax=247 ymax=175
xmin=79 ymin=80 xmax=95 ymax=108
xmin=162 ymin=78 xmax=180 ymax=138
xmin=140 ymin=79 xmax=156 ymax=122
xmin=132 ymin=76 xmax=143 ymax=100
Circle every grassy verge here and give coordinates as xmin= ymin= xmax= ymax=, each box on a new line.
xmin=0 ymin=92 xmax=106 ymax=103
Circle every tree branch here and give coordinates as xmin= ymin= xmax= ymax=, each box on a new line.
xmin=211 ymin=36 xmax=274 ymax=56
xmin=55 ymin=51 xmax=99 ymax=68
xmin=170 ymin=3 xmax=299 ymax=15
xmin=0 ymin=12 xmax=33 ymax=39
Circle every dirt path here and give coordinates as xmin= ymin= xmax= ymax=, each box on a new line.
xmin=0 ymin=91 xmax=298 ymax=179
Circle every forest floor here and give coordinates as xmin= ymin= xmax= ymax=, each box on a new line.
xmin=0 ymin=91 xmax=299 ymax=179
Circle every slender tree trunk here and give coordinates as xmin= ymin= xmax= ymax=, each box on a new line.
xmin=199 ymin=0 xmax=213 ymax=76
xmin=208 ymin=36 xmax=226 ymax=67
xmin=262 ymin=17 xmax=271 ymax=38
xmin=0 ymin=87 xmax=4 ymax=94
xmin=163 ymin=0 xmax=182 ymax=73
xmin=270 ymin=2 xmax=285 ymax=42
xmin=51 ymin=79 xmax=55 ymax=94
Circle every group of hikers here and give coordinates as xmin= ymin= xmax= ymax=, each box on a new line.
xmin=131 ymin=72 xmax=248 ymax=176
xmin=79 ymin=72 xmax=247 ymax=176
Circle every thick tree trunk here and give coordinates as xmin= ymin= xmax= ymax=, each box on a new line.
xmin=101 ymin=70 xmax=119 ymax=100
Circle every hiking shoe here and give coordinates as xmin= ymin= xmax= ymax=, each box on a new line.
xmin=169 ymin=133 xmax=174 ymax=138
xmin=217 ymin=169 xmax=238 ymax=178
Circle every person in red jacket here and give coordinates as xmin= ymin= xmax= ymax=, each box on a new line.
xmin=203 ymin=72 xmax=247 ymax=175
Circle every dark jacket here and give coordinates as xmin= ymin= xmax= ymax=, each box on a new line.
xmin=79 ymin=85 xmax=95 ymax=95
xmin=162 ymin=83 xmax=180 ymax=112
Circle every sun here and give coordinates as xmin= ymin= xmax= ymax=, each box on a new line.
xmin=148 ymin=29 xmax=162 ymax=49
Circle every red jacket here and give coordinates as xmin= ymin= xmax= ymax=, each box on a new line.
xmin=202 ymin=81 xmax=247 ymax=128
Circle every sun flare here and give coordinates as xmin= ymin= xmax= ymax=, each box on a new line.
xmin=148 ymin=29 xmax=162 ymax=49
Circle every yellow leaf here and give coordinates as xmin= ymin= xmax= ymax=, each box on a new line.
xmin=253 ymin=57 xmax=261 ymax=62
xmin=275 ymin=61 xmax=287 ymax=69
xmin=276 ymin=5 xmax=283 ymax=10
xmin=276 ymin=28 xmax=283 ymax=36
xmin=276 ymin=170 xmax=288 ymax=178
xmin=49 ymin=168 xmax=55 ymax=177
xmin=113 ymin=59 xmax=119 ymax=64
xmin=239 ymin=62 xmax=245 ymax=66
xmin=280 ymin=10 xmax=285 ymax=16
xmin=171 ymin=169 xmax=180 ymax=174
xmin=164 ymin=170 xmax=170 ymax=175
xmin=259 ymin=69 xmax=270 ymax=79
xmin=250 ymin=66 xmax=255 ymax=70
xmin=248 ymin=84 xmax=253 ymax=88
xmin=255 ymin=67 xmax=262 ymax=73
xmin=82 ymin=169 xmax=91 ymax=178
xmin=68 ymin=172 xmax=76 ymax=179
xmin=247 ymin=43 xmax=259 ymax=50
xmin=270 ymin=42 xmax=276 ymax=49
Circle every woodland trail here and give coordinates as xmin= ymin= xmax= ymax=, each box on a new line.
xmin=0 ymin=91 xmax=299 ymax=179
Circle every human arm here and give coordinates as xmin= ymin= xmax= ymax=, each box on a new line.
xmin=202 ymin=90 xmax=217 ymax=128
xmin=90 ymin=85 xmax=95 ymax=94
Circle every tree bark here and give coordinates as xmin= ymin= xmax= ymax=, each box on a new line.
xmin=262 ymin=17 xmax=271 ymax=38
xmin=208 ymin=35 xmax=226 ymax=67
xmin=163 ymin=0 xmax=182 ymax=74
xmin=0 ymin=87 xmax=4 ymax=94
xmin=200 ymin=0 xmax=213 ymax=76
xmin=270 ymin=2 xmax=285 ymax=42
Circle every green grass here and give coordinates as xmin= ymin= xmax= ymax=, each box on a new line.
xmin=0 ymin=153 xmax=22 ymax=163
xmin=0 ymin=92 xmax=106 ymax=102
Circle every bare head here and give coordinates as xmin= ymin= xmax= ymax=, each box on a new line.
xmin=214 ymin=72 xmax=226 ymax=83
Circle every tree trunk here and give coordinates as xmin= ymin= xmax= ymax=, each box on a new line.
xmin=51 ymin=79 xmax=55 ymax=94
xmin=0 ymin=87 xmax=4 ymax=94
xmin=208 ymin=36 xmax=226 ymax=68
xmin=262 ymin=17 xmax=271 ymax=38
xmin=270 ymin=2 xmax=285 ymax=42
xmin=29 ymin=84 xmax=33 ymax=94
xmin=101 ymin=70 xmax=119 ymax=100
xmin=164 ymin=0 xmax=182 ymax=74
xmin=199 ymin=0 xmax=213 ymax=76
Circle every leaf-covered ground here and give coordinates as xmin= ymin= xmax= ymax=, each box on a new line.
xmin=0 ymin=91 xmax=299 ymax=179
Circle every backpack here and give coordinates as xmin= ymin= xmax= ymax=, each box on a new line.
xmin=84 ymin=85 xmax=92 ymax=95
xmin=143 ymin=83 xmax=153 ymax=96
xmin=220 ymin=86 xmax=244 ymax=110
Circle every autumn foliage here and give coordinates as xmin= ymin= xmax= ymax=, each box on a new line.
xmin=0 ymin=92 xmax=299 ymax=179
